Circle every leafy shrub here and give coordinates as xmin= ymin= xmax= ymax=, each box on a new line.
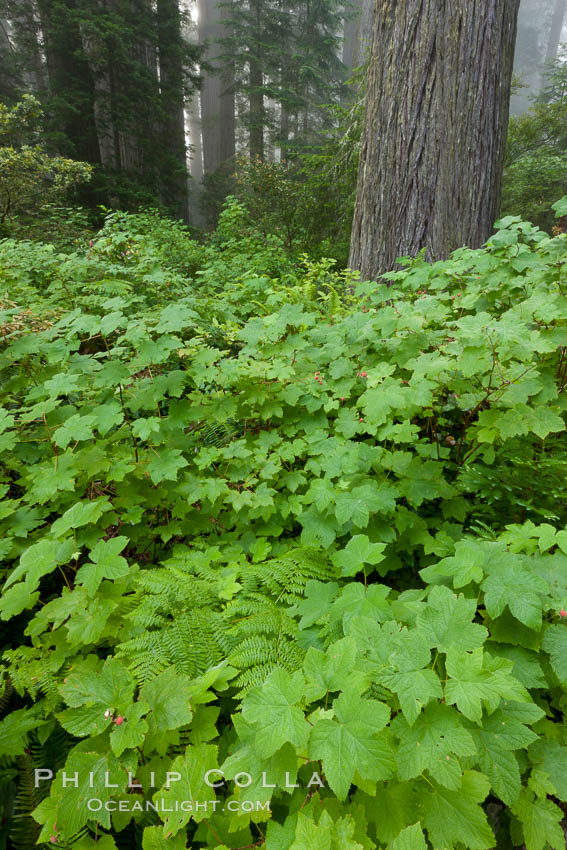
xmin=229 ymin=98 xmax=363 ymax=266
xmin=502 ymin=63 xmax=567 ymax=232
xmin=0 ymin=96 xmax=92 ymax=234
xmin=1 ymin=202 xmax=567 ymax=847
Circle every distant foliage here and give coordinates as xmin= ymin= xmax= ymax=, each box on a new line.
xmin=0 ymin=96 xmax=92 ymax=231
xmin=231 ymin=94 xmax=363 ymax=265
xmin=503 ymin=62 xmax=567 ymax=231
xmin=0 ymin=200 xmax=567 ymax=847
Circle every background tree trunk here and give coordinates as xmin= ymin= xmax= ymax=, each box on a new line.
xmin=545 ymin=0 xmax=567 ymax=62
xmin=359 ymin=0 xmax=373 ymax=61
xmin=198 ymin=0 xmax=235 ymax=174
xmin=36 ymin=0 xmax=101 ymax=164
xmin=0 ymin=17 xmax=18 ymax=99
xmin=342 ymin=0 xmax=372 ymax=72
xmin=186 ymin=90 xmax=205 ymax=227
xmin=342 ymin=0 xmax=361 ymax=71
xmin=247 ymin=0 xmax=264 ymax=159
xmin=280 ymin=100 xmax=289 ymax=149
xmin=7 ymin=0 xmax=46 ymax=93
xmin=157 ymin=0 xmax=189 ymax=219
xmin=187 ymin=92 xmax=203 ymax=183
xmin=77 ymin=0 xmax=117 ymax=170
xmin=349 ymin=0 xmax=520 ymax=279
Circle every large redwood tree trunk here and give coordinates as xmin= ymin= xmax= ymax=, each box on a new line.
xmin=349 ymin=0 xmax=520 ymax=279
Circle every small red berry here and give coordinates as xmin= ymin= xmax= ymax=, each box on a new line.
xmin=560 ymin=609 xmax=567 ymax=618
xmin=50 ymin=838 xmax=57 ymax=844
xmin=115 ymin=716 xmax=124 ymax=725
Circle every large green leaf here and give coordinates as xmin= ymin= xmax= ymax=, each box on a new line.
xmin=394 ymin=703 xmax=476 ymax=789
xmin=309 ymin=690 xmax=393 ymax=799
xmin=242 ymin=669 xmax=309 ymax=758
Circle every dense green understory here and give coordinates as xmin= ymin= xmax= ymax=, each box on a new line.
xmin=1 ymin=200 xmax=567 ymax=848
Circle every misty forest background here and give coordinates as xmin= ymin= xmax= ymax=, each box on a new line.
xmin=1 ymin=0 xmax=567 ymax=247
xmin=4 ymin=1 xmax=567 ymax=850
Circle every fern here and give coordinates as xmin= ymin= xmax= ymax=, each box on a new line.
xmin=3 ymin=647 xmax=65 ymax=709
xmin=8 ymin=755 xmax=42 ymax=850
xmin=118 ymin=605 xmax=227 ymax=685
xmin=222 ymin=548 xmax=334 ymax=692
xmin=7 ymin=726 xmax=75 ymax=849
xmin=115 ymin=547 xmax=335 ymax=691
xmin=0 ymin=675 xmax=13 ymax=714
xmin=239 ymin=547 xmax=335 ymax=604
xmin=198 ymin=420 xmax=241 ymax=448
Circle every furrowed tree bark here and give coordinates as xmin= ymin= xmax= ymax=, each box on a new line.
xmin=349 ymin=0 xmax=520 ymax=279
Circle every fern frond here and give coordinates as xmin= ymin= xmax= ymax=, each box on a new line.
xmin=115 ymin=633 xmax=170 ymax=685
xmin=3 ymin=647 xmax=63 ymax=708
xmin=198 ymin=420 xmax=240 ymax=448
xmin=230 ymin=663 xmax=279 ymax=694
xmin=8 ymin=755 xmax=42 ymax=850
xmin=0 ymin=675 xmax=13 ymax=714
xmin=8 ymin=726 xmax=75 ymax=849
xmin=240 ymin=546 xmax=335 ymax=604
xmin=118 ymin=610 xmax=226 ymax=686
xmin=118 ymin=546 xmax=334 ymax=691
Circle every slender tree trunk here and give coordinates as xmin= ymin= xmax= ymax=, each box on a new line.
xmin=302 ymin=96 xmax=308 ymax=138
xmin=248 ymin=0 xmax=264 ymax=159
xmin=342 ymin=0 xmax=372 ymax=76
xmin=187 ymin=90 xmax=206 ymax=227
xmin=8 ymin=0 xmax=46 ymax=93
xmin=0 ymin=17 xmax=10 ymax=49
xmin=187 ymin=92 xmax=203 ymax=183
xmin=280 ymin=100 xmax=289 ymax=149
xmin=359 ymin=0 xmax=373 ymax=60
xmin=36 ymin=0 xmax=101 ymax=164
xmin=198 ymin=0 xmax=235 ymax=174
xmin=0 ymin=18 xmax=16 ymax=99
xmin=157 ymin=0 xmax=189 ymax=219
xmin=545 ymin=0 xmax=567 ymax=63
xmin=249 ymin=56 xmax=264 ymax=158
xmin=342 ymin=0 xmax=361 ymax=71
xmin=349 ymin=0 xmax=520 ymax=279
xmin=77 ymin=0 xmax=117 ymax=169
xmin=130 ymin=0 xmax=161 ymax=183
